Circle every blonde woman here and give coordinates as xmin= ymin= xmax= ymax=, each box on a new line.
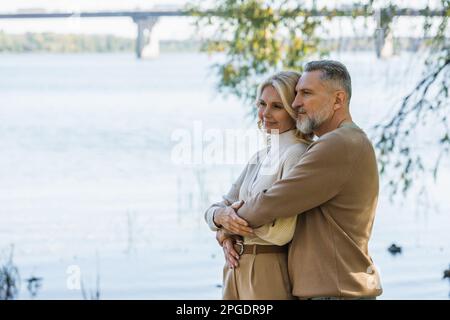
xmin=204 ymin=71 xmax=313 ymax=299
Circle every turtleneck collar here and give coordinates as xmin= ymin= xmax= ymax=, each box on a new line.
xmin=268 ymin=129 xmax=298 ymax=150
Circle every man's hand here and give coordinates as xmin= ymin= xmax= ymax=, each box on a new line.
xmin=213 ymin=200 xmax=253 ymax=236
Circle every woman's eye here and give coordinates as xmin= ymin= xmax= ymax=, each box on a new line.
xmin=273 ymin=105 xmax=283 ymax=109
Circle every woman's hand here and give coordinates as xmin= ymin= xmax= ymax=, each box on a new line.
xmin=216 ymin=229 xmax=241 ymax=268
xmin=215 ymin=228 xmax=229 ymax=246
xmin=213 ymin=201 xmax=254 ymax=236
xmin=222 ymin=237 xmax=240 ymax=269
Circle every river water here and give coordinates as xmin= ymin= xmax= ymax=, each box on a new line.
xmin=0 ymin=51 xmax=449 ymax=299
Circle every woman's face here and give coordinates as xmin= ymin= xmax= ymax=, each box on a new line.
xmin=257 ymin=85 xmax=295 ymax=134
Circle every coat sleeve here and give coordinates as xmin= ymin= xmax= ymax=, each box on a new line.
xmin=252 ymin=144 xmax=306 ymax=245
xmin=237 ymin=134 xmax=355 ymax=228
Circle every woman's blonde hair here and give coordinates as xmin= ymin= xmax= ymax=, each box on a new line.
xmin=256 ymin=71 xmax=313 ymax=145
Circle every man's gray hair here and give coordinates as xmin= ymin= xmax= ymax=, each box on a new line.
xmin=304 ymin=60 xmax=352 ymax=104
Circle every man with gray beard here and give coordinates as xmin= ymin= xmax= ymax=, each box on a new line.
xmin=217 ymin=60 xmax=382 ymax=299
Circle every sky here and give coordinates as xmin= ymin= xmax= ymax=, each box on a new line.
xmin=0 ymin=0 xmax=446 ymax=40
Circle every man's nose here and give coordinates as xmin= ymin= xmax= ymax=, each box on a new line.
xmin=292 ymin=94 xmax=301 ymax=110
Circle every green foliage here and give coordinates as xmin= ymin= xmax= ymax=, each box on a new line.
xmin=188 ymin=0 xmax=338 ymax=109
xmin=190 ymin=0 xmax=450 ymax=198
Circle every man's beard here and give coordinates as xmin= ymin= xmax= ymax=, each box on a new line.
xmin=296 ymin=107 xmax=332 ymax=134
xmin=296 ymin=116 xmax=317 ymax=134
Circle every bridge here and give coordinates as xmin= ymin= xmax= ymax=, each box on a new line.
xmin=0 ymin=10 xmax=189 ymax=59
xmin=0 ymin=8 xmax=446 ymax=59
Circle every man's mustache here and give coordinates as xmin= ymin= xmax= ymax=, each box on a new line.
xmin=297 ymin=107 xmax=307 ymax=114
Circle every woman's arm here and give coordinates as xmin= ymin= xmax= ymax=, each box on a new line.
xmin=204 ymin=164 xmax=249 ymax=231
xmin=204 ymin=149 xmax=265 ymax=232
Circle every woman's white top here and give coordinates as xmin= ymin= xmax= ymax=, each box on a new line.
xmin=205 ymin=129 xmax=309 ymax=245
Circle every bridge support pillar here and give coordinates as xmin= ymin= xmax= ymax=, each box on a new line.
xmin=133 ymin=16 xmax=159 ymax=59
xmin=374 ymin=9 xmax=394 ymax=58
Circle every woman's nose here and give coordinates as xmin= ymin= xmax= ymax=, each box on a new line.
xmin=263 ymin=106 xmax=272 ymax=117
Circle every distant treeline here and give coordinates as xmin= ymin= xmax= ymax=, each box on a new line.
xmin=0 ymin=31 xmax=437 ymax=54
xmin=0 ymin=32 xmax=134 ymax=53
xmin=0 ymin=32 xmax=202 ymax=53
xmin=320 ymin=36 xmax=431 ymax=53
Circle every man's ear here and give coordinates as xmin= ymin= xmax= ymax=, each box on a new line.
xmin=333 ymin=90 xmax=346 ymax=111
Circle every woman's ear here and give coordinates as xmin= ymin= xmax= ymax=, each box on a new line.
xmin=333 ymin=91 xmax=346 ymax=110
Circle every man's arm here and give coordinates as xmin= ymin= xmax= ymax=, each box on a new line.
xmin=237 ymin=133 xmax=356 ymax=228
